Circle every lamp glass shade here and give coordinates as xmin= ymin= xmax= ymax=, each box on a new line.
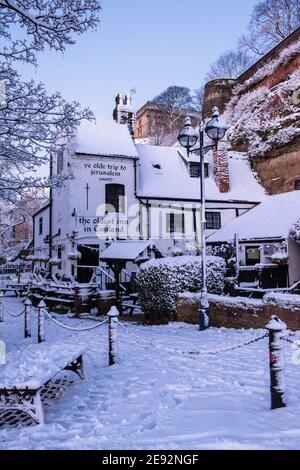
xmin=205 ymin=107 xmax=228 ymax=142
xmin=177 ymin=117 xmax=198 ymax=150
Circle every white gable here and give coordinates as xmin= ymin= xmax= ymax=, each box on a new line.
xmin=75 ymin=118 xmax=138 ymax=158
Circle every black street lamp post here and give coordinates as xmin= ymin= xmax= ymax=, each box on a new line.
xmin=177 ymin=107 xmax=228 ymax=330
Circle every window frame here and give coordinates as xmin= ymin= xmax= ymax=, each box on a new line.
xmin=189 ymin=162 xmax=209 ymax=178
xmin=166 ymin=213 xmax=185 ymax=234
xmin=205 ymin=211 xmax=221 ymax=230
xmin=105 ymin=183 xmax=125 ymax=214
xmin=294 ymin=179 xmax=300 ymax=190
xmin=38 ymin=216 xmax=43 ymax=235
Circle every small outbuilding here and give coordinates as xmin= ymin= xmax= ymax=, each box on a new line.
xmin=207 ymin=191 xmax=300 ymax=290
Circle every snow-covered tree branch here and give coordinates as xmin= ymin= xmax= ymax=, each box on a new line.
xmin=0 ymin=0 xmax=101 ymax=64
xmin=0 ymin=1 xmax=101 ymax=200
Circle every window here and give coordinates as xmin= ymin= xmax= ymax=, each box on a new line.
xmin=166 ymin=213 xmax=185 ymax=234
xmin=57 ymin=149 xmax=64 ymax=174
xmin=189 ymin=162 xmax=209 ymax=178
xmin=294 ymin=179 xmax=300 ymax=190
xmin=205 ymin=212 xmax=221 ymax=230
xmin=39 ymin=217 xmax=43 ymax=235
xmin=57 ymin=245 xmax=62 ymax=259
xmin=189 ymin=163 xmax=200 ymax=178
xmin=264 ymin=244 xmax=275 ymax=256
xmin=246 ymin=246 xmax=261 ymax=266
xmin=105 ymin=184 xmax=125 ymax=213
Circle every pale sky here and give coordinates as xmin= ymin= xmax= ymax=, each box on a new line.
xmin=21 ymin=0 xmax=259 ymax=119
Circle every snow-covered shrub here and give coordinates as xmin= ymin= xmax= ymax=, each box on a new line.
xmin=136 ymin=255 xmax=226 ymax=323
xmin=270 ymin=242 xmax=288 ymax=265
xmin=290 ymin=220 xmax=300 ymax=243
xmin=211 ymin=242 xmax=234 ymax=260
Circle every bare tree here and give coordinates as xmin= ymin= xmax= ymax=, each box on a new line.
xmin=0 ymin=1 xmax=101 ymax=199
xmin=205 ymin=50 xmax=253 ymax=80
xmin=0 ymin=0 xmax=101 ymax=65
xmin=240 ymin=0 xmax=300 ymax=56
xmin=192 ymin=86 xmax=204 ymax=114
xmin=150 ymin=86 xmax=198 ymax=144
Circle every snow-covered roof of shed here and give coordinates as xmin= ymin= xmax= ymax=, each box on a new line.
xmin=75 ymin=118 xmax=139 ymax=158
xmin=136 ymin=145 xmax=266 ymax=202
xmin=100 ymin=240 xmax=152 ymax=261
xmin=207 ymin=191 xmax=300 ymax=243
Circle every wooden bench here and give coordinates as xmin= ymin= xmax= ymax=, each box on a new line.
xmin=0 ymin=342 xmax=86 ymax=425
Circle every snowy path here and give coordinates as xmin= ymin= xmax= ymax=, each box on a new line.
xmin=1 ymin=297 xmax=300 ymax=450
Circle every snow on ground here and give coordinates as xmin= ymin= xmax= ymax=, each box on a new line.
xmin=1 ymin=297 xmax=300 ymax=450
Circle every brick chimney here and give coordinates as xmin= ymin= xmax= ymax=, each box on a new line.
xmin=212 ymin=143 xmax=230 ymax=193
xmin=113 ymin=92 xmax=136 ymax=136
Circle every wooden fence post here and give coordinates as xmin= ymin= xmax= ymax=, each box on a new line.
xmin=24 ymin=298 xmax=32 ymax=339
xmin=108 ymin=306 xmax=119 ymax=366
xmin=0 ymin=291 xmax=4 ymax=323
xmin=37 ymin=300 xmax=46 ymax=343
xmin=266 ymin=315 xmax=287 ymax=410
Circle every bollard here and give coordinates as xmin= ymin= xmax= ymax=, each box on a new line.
xmin=0 ymin=291 xmax=4 ymax=323
xmin=24 ymin=298 xmax=32 ymax=339
xmin=108 ymin=306 xmax=119 ymax=366
xmin=266 ymin=315 xmax=287 ymax=410
xmin=37 ymin=300 xmax=46 ymax=343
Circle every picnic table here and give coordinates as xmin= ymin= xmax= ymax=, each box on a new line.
xmin=0 ymin=342 xmax=86 ymax=425
xmin=1 ymin=284 xmax=29 ymax=297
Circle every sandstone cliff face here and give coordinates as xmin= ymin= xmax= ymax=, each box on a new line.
xmin=226 ymin=42 xmax=300 ymax=195
xmin=253 ymin=144 xmax=300 ymax=195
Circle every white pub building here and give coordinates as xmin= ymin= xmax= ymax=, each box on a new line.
xmin=32 ymin=95 xmax=265 ymax=282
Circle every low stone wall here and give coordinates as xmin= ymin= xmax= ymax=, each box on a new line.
xmin=177 ymin=292 xmax=300 ymax=330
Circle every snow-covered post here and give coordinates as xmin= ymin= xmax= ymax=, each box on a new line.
xmin=24 ymin=298 xmax=32 ymax=338
xmin=266 ymin=316 xmax=287 ymax=410
xmin=0 ymin=291 xmax=4 ymax=323
xmin=108 ymin=306 xmax=119 ymax=366
xmin=37 ymin=300 xmax=46 ymax=343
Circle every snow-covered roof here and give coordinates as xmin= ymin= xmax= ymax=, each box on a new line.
xmin=136 ymin=145 xmax=266 ymax=202
xmin=100 ymin=240 xmax=152 ymax=261
xmin=75 ymin=118 xmax=139 ymax=158
xmin=207 ymin=191 xmax=300 ymax=243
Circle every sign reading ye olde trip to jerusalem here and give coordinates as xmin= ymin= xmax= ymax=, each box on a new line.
xmin=77 ymin=160 xmax=130 ymax=238
xmin=83 ymin=161 xmax=128 ymax=181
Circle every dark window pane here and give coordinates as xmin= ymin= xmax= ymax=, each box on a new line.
xmin=57 ymin=149 xmax=64 ymax=174
xmin=105 ymin=184 xmax=125 ymax=213
xmin=294 ymin=180 xmax=300 ymax=190
xmin=166 ymin=213 xmax=185 ymax=233
xmin=189 ymin=162 xmax=200 ymax=178
xmin=205 ymin=212 xmax=221 ymax=230
xmin=189 ymin=162 xmax=209 ymax=178
xmin=39 ymin=217 xmax=43 ymax=235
